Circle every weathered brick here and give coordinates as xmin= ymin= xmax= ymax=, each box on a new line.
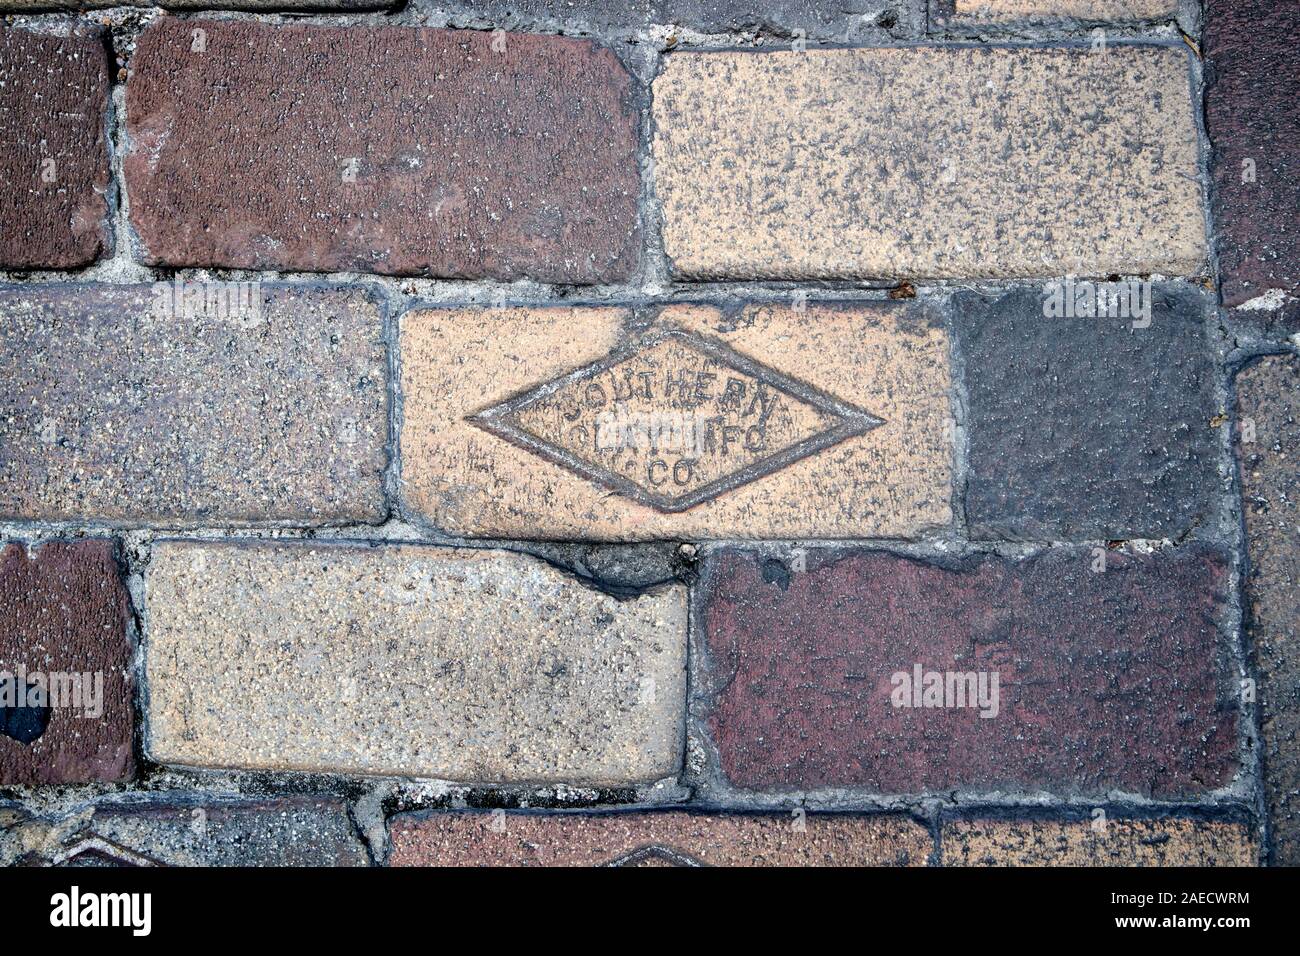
xmin=653 ymin=46 xmax=1205 ymax=281
xmin=399 ymin=301 xmax=952 ymax=539
xmin=0 ymin=799 xmax=367 ymax=866
xmin=125 ymin=19 xmax=640 ymax=283
xmin=699 ymin=546 xmax=1237 ymax=796
xmin=943 ymin=818 xmax=1256 ymax=867
xmin=0 ymin=1 xmax=382 ymax=7
xmin=1236 ymin=354 xmax=1300 ymax=865
xmin=955 ymin=285 xmax=1218 ymax=541
xmin=145 ymin=541 xmax=686 ymax=784
xmin=0 ymin=27 xmax=110 ymax=269
xmin=941 ymin=1 xmax=1176 ymax=21
xmin=431 ymin=1 xmax=901 ymax=38
xmin=1 ymin=540 xmax=133 ymax=786
xmin=0 ymin=283 xmax=386 ymax=524
xmin=388 ymin=810 xmax=928 ymax=866
xmin=1206 ymin=0 xmax=1300 ymax=310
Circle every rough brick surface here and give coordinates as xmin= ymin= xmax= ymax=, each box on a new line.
xmin=943 ymin=818 xmax=1256 ymax=866
xmin=432 ymin=1 xmax=897 ymax=37
xmin=0 ymin=540 xmax=133 ymax=786
xmin=699 ymin=546 xmax=1237 ymax=796
xmin=1206 ymin=0 xmax=1300 ymax=310
xmin=125 ymin=19 xmax=640 ymax=283
xmin=145 ymin=541 xmax=686 ymax=784
xmin=0 ymin=283 xmax=387 ymax=524
xmin=400 ymin=301 xmax=952 ymax=540
xmin=388 ymin=810 xmax=929 ymax=866
xmin=0 ymin=799 xmax=367 ymax=866
xmin=0 ymin=27 xmax=110 ymax=269
xmin=955 ymin=286 xmax=1218 ymax=541
xmin=1236 ymin=354 xmax=1300 ymax=865
xmin=1 ymin=1 xmax=381 ymax=7
xmin=653 ymin=46 xmax=1205 ymax=281
xmin=944 ymin=0 xmax=1175 ymax=20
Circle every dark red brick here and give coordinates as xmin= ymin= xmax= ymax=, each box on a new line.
xmin=700 ymin=547 xmax=1237 ymax=797
xmin=0 ymin=540 xmax=134 ymax=785
xmin=1206 ymin=0 xmax=1300 ymax=310
xmin=125 ymin=19 xmax=641 ymax=283
xmin=0 ymin=26 xmax=111 ymax=269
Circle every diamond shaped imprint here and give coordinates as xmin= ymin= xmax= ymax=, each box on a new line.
xmin=470 ymin=331 xmax=884 ymax=512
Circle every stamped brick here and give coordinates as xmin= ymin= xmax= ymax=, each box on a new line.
xmin=653 ymin=46 xmax=1205 ymax=282
xmin=399 ymin=301 xmax=952 ymax=540
xmin=388 ymin=810 xmax=928 ymax=866
xmin=943 ymin=1 xmax=1176 ymax=21
xmin=125 ymin=19 xmax=640 ymax=283
xmin=0 ymin=283 xmax=386 ymax=525
xmin=1236 ymin=355 xmax=1300 ymax=865
xmin=0 ymin=27 xmax=110 ymax=269
xmin=943 ymin=818 xmax=1255 ymax=867
xmin=145 ymin=541 xmax=686 ymax=784
xmin=1206 ymin=0 xmax=1300 ymax=309
xmin=1 ymin=540 xmax=133 ymax=786
xmin=699 ymin=546 xmax=1237 ymax=796
xmin=0 ymin=799 xmax=367 ymax=866
xmin=955 ymin=285 xmax=1218 ymax=541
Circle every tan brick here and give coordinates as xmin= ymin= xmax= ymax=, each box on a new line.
xmin=952 ymin=1 xmax=1176 ymax=20
xmin=653 ymin=47 xmax=1205 ymax=281
xmin=144 ymin=541 xmax=686 ymax=785
xmin=943 ymin=819 xmax=1257 ymax=866
xmin=388 ymin=811 xmax=930 ymax=866
xmin=398 ymin=302 xmax=952 ymax=539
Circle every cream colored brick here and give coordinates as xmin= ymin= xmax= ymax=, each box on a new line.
xmin=944 ymin=819 xmax=1257 ymax=866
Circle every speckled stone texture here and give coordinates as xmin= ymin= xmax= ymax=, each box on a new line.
xmin=0 ymin=27 xmax=110 ymax=269
xmin=945 ymin=0 xmax=1175 ymax=20
xmin=430 ymin=1 xmax=899 ymax=38
xmin=0 ymin=540 xmax=133 ymax=786
xmin=955 ymin=285 xmax=1218 ymax=541
xmin=0 ymin=283 xmax=387 ymax=525
xmin=1236 ymin=355 xmax=1300 ymax=865
xmin=400 ymin=301 xmax=952 ymax=539
xmin=0 ymin=799 xmax=367 ymax=866
xmin=699 ymin=547 xmax=1237 ymax=796
xmin=388 ymin=810 xmax=929 ymax=866
xmin=1206 ymin=0 xmax=1300 ymax=311
xmin=652 ymin=46 xmax=1205 ymax=281
xmin=0 ymin=0 xmax=380 ymax=7
xmin=125 ymin=19 xmax=640 ymax=283
xmin=145 ymin=541 xmax=686 ymax=784
xmin=942 ymin=818 xmax=1256 ymax=867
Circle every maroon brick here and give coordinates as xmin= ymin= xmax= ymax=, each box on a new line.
xmin=0 ymin=26 xmax=111 ymax=269
xmin=0 ymin=540 xmax=134 ymax=785
xmin=125 ymin=19 xmax=641 ymax=283
xmin=699 ymin=547 xmax=1237 ymax=797
xmin=1206 ymin=0 xmax=1300 ymax=309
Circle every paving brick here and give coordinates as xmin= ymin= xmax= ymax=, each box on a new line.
xmin=0 ymin=283 xmax=386 ymax=525
xmin=388 ymin=810 xmax=929 ymax=866
xmin=430 ymin=1 xmax=901 ymax=39
xmin=941 ymin=1 xmax=1176 ymax=21
xmin=145 ymin=541 xmax=686 ymax=784
xmin=125 ymin=19 xmax=640 ymax=283
xmin=942 ymin=818 xmax=1256 ymax=866
xmin=1206 ymin=0 xmax=1300 ymax=309
xmin=1 ymin=540 xmax=133 ymax=786
xmin=955 ymin=285 xmax=1218 ymax=541
xmin=0 ymin=27 xmax=110 ymax=269
xmin=699 ymin=546 xmax=1237 ymax=796
xmin=399 ymin=301 xmax=952 ymax=540
xmin=652 ymin=46 xmax=1205 ymax=282
xmin=1236 ymin=354 xmax=1300 ymax=865
xmin=1 ymin=1 xmax=381 ymax=7
xmin=0 ymin=799 xmax=367 ymax=866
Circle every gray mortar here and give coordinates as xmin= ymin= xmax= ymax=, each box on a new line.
xmin=0 ymin=0 xmax=1279 ymax=864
